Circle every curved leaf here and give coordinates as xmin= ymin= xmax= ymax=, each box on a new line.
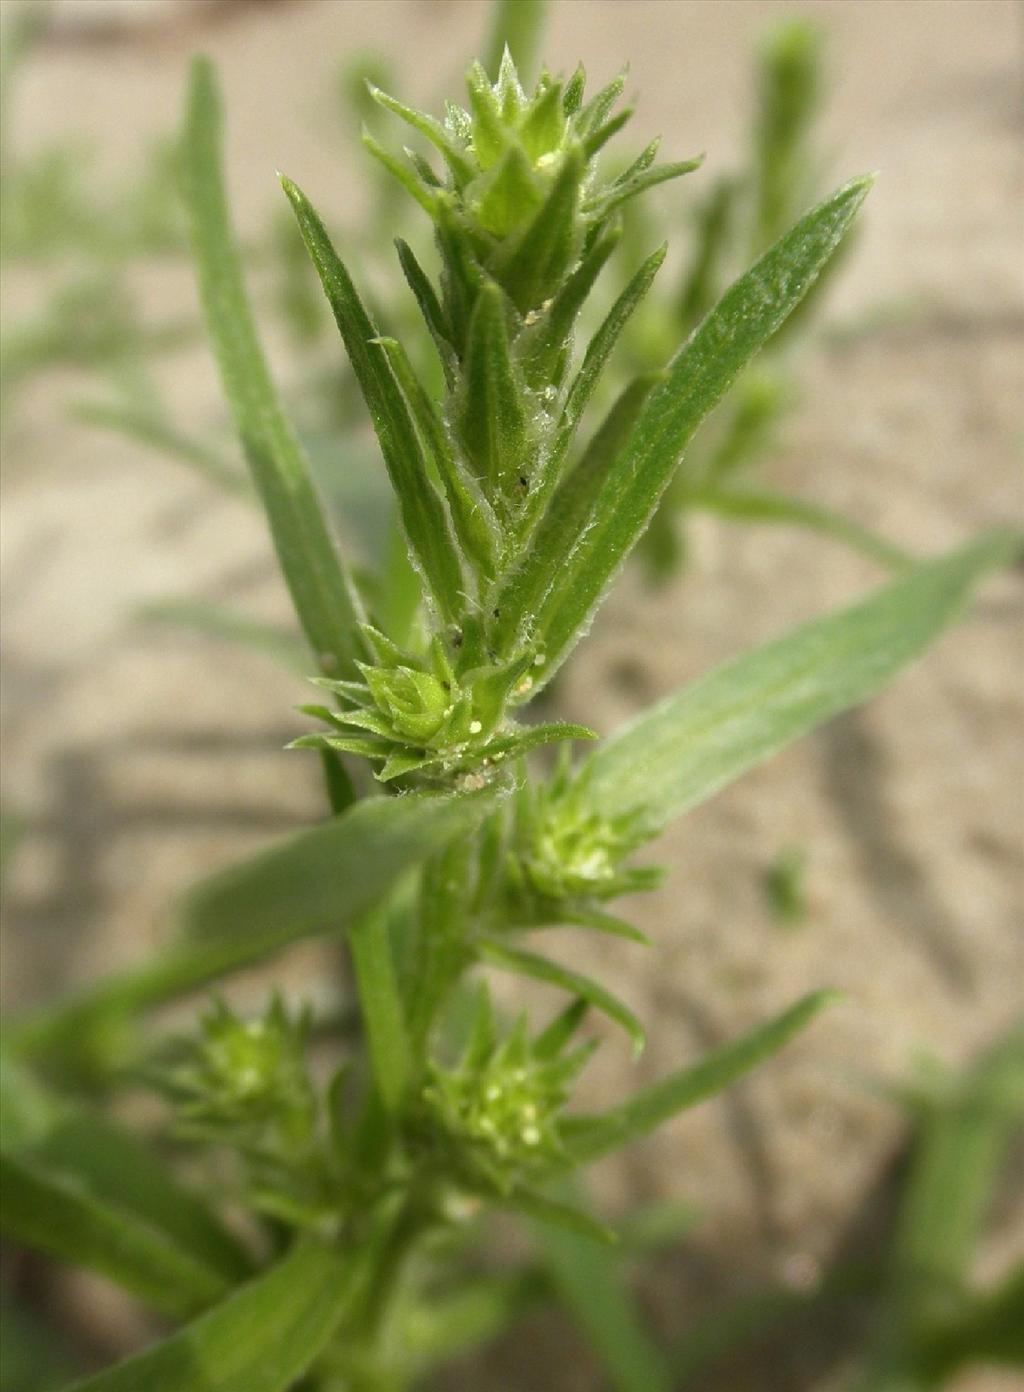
xmin=571 ymin=531 xmax=1020 ymax=837
xmin=562 ymin=990 xmax=835 ymax=1163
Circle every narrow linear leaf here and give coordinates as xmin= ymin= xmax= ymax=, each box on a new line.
xmin=374 ymin=333 xmax=499 ymax=575
xmin=368 ymin=85 xmax=475 ymax=185
xmin=586 ymin=154 xmax=704 ymax=219
xmin=361 ymin=127 xmax=438 ymax=215
xmin=494 ymin=147 xmax=583 ymax=314
xmin=457 ymin=278 xmax=528 ymax=500
xmin=349 ymin=903 xmax=412 ymax=1113
xmin=64 ymin=1237 xmax=352 ymax=1392
xmin=535 ymin=1199 xmax=672 ymax=1392
xmin=571 ymin=531 xmax=1020 ymax=835
xmin=527 ymin=176 xmax=875 ymax=676
xmin=894 ymin=1020 xmax=1024 ymax=1331
xmin=478 ymin=938 xmax=644 ymax=1057
xmin=0 ymin=1151 xmax=227 ymax=1319
xmin=560 ymin=242 xmax=667 ymax=449
xmin=503 ymin=1187 xmax=616 ymax=1244
xmin=280 ymin=175 xmax=465 ymax=622
xmin=505 ymin=245 xmax=666 ymax=559
xmin=562 ymin=990 xmax=835 ymax=1163
xmin=182 ymin=57 xmax=361 ymax=679
xmin=516 ymin=373 xmax=661 ymax=583
xmin=395 ymin=237 xmax=457 ymax=384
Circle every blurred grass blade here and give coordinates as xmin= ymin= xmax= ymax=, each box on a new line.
xmin=404 ymin=1270 xmax=547 ymax=1374
xmin=281 ymin=175 xmax=465 ymax=623
xmin=482 ymin=0 xmax=548 ymax=82
xmin=503 ymin=1187 xmax=615 ymax=1244
xmin=562 ymin=991 xmax=835 ymax=1163
xmin=136 ymin=599 xmax=309 ymax=673
xmin=0 ymin=1150 xmax=228 ymax=1318
xmin=14 ymin=788 xmax=503 ymax=1056
xmin=478 ymin=938 xmax=644 ymax=1057
xmin=920 ymin=1262 xmax=1024 ymax=1379
xmin=895 ymin=1020 xmax=1024 ymax=1330
xmin=74 ymin=400 xmax=250 ymax=498
xmin=510 ymin=176 xmax=874 ymax=678
xmin=182 ymin=56 xmax=361 ymax=679
xmin=535 ymin=1193 xmax=672 ymax=1392
xmin=691 ymin=486 xmax=912 ymax=569
xmin=572 ymin=532 xmax=1020 ymax=836
xmin=64 ymin=1237 xmax=353 ymax=1392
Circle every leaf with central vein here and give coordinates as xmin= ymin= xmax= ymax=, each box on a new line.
xmin=570 ymin=531 xmax=1019 ymax=836
xmin=64 ymin=1237 xmax=352 ymax=1392
xmin=509 ymin=176 xmax=874 ymax=677
xmin=182 ymin=57 xmax=360 ymax=680
xmin=563 ymin=991 xmax=835 ymax=1163
xmin=1 ymin=1151 xmax=228 ymax=1319
xmin=281 ymin=175 xmax=465 ymax=624
xmin=14 ymin=788 xmax=503 ymax=1056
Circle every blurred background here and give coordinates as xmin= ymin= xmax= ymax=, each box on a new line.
xmin=1 ymin=1 xmax=1022 ymax=1388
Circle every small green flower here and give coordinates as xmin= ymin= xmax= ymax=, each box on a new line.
xmin=293 ymin=624 xmax=594 ymax=785
xmin=507 ymin=756 xmax=665 ymax=911
xmin=411 ymin=989 xmax=594 ymax=1198
xmin=166 ymin=995 xmax=315 ymax=1150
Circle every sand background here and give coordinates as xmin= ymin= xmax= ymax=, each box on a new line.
xmin=2 ymin=1 xmax=1022 ymax=1387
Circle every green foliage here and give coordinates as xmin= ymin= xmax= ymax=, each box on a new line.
xmin=634 ymin=17 xmax=904 ymax=581
xmin=3 ymin=20 xmax=1018 ymax=1392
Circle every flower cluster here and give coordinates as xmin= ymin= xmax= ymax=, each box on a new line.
xmin=504 ymin=753 xmax=665 ymax=916
xmin=164 ymin=996 xmax=315 ymax=1153
xmin=293 ymin=624 xmax=593 ymax=785
xmin=410 ymin=990 xmax=594 ymax=1198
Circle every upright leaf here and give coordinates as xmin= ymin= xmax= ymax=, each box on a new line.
xmin=281 ymin=176 xmax=465 ymax=623
xmin=348 ymin=904 xmax=413 ymax=1113
xmin=182 ymin=57 xmax=361 ymax=679
xmin=536 ymin=1204 xmax=672 ymax=1392
xmin=570 ymin=532 xmax=1019 ymax=837
xmin=500 ymin=176 xmax=874 ymax=674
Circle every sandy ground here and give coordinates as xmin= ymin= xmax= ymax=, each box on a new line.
xmin=2 ymin=1 xmax=1022 ymax=1387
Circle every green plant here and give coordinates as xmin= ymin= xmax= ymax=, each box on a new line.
xmin=1 ymin=44 xmax=1018 ymax=1392
xmin=622 ymin=17 xmax=910 ymax=582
